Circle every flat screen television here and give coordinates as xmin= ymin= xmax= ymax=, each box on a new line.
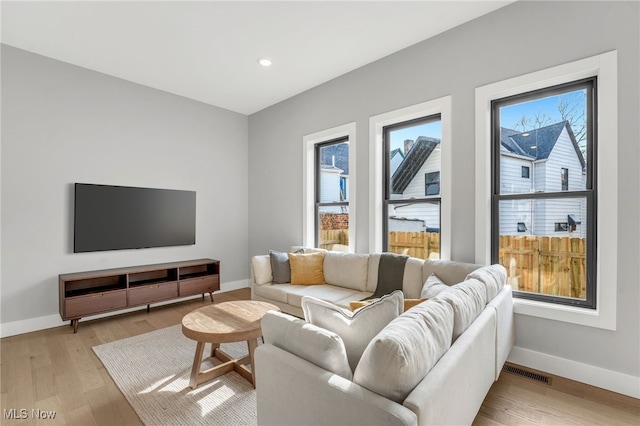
xmin=74 ymin=183 xmax=196 ymax=253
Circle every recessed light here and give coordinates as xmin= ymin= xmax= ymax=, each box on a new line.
xmin=258 ymin=57 xmax=272 ymax=67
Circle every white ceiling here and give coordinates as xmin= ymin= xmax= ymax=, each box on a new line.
xmin=1 ymin=1 xmax=514 ymax=115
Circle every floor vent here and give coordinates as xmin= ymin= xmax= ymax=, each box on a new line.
xmin=502 ymin=365 xmax=552 ymax=385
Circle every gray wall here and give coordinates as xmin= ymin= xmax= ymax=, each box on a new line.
xmin=1 ymin=45 xmax=249 ymax=327
xmin=248 ymin=0 xmax=639 ymax=379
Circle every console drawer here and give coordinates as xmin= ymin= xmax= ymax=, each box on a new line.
xmin=180 ymin=275 xmax=219 ymax=297
xmin=64 ymin=289 xmax=127 ymax=319
xmin=129 ymin=282 xmax=178 ymax=306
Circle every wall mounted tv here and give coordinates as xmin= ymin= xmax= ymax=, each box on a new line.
xmin=74 ymin=183 xmax=196 ymax=253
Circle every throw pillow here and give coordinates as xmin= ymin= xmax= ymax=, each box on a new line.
xmin=261 ymin=311 xmax=353 ymax=380
xmin=269 ymin=250 xmax=292 ymax=284
xmin=349 ymin=298 xmax=427 ymax=312
xmin=420 ymin=273 xmax=449 ymax=298
xmin=301 ymin=290 xmax=404 ymax=371
xmin=289 ymin=252 xmax=325 ymax=285
xmin=352 ymin=298 xmax=454 ymax=403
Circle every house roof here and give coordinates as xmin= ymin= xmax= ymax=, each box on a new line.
xmin=501 ymin=121 xmax=585 ymax=168
xmin=391 ymin=136 xmax=440 ymax=193
xmin=390 ymin=148 xmax=404 ymax=160
xmin=320 ymin=142 xmax=349 ymax=175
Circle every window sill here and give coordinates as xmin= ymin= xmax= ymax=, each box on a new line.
xmin=513 ymin=297 xmax=614 ymax=330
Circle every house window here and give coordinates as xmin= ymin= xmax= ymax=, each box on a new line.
xmin=522 ymin=166 xmax=530 ymax=178
xmin=517 ymin=222 xmax=527 ymax=232
xmin=491 ymin=77 xmax=595 ymax=308
xmin=425 ymin=171 xmax=440 ymax=196
xmin=561 ymin=168 xmax=569 ymax=191
xmin=303 ymin=123 xmax=356 ymax=251
xmin=383 ymin=115 xmax=441 ymax=259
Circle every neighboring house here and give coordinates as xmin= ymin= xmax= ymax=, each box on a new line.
xmin=499 ymin=121 xmax=586 ymax=238
xmin=389 ymin=136 xmax=441 ymax=232
xmin=389 ymin=148 xmax=404 ymax=176
xmin=319 ymin=143 xmax=349 ymax=212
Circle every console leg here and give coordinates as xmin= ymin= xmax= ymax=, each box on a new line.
xmin=72 ymin=319 xmax=79 ymax=334
xmin=209 ymin=292 xmax=214 ymax=303
xmin=147 ymin=304 xmax=150 ymax=313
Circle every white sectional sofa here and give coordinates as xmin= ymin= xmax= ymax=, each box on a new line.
xmin=251 ymin=250 xmax=515 ymax=426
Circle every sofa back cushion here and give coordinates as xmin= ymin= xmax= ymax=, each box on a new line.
xmin=465 ymin=264 xmax=507 ymax=302
xmin=302 ymin=290 xmax=403 ymax=371
xmin=323 ymin=252 xmax=369 ymax=292
xmin=422 ymin=259 xmax=481 ymax=286
xmin=352 ymin=299 xmax=454 ymax=403
xmin=261 ymin=311 xmax=353 ymax=380
xmin=432 ymin=278 xmax=487 ymax=341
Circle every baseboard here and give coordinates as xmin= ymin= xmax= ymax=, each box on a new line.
xmin=0 ymin=279 xmax=250 ymax=338
xmin=508 ymin=345 xmax=640 ymax=399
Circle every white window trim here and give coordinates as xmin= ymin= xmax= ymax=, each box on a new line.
xmin=369 ymin=97 xmax=452 ymax=259
xmin=475 ymin=51 xmax=618 ymax=330
xmin=303 ymin=122 xmax=356 ymax=251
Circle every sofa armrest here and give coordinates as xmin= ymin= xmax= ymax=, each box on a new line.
xmin=255 ymin=344 xmax=417 ymax=426
xmin=487 ymin=285 xmax=515 ymax=379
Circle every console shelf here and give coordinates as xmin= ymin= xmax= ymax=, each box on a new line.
xmin=59 ymin=258 xmax=220 ymax=332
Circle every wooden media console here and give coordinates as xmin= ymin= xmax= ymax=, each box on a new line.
xmin=59 ymin=258 xmax=220 ymax=332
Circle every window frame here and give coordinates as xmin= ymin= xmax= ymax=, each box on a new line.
xmin=490 ymin=77 xmax=597 ymax=309
xmin=303 ymin=123 xmax=356 ymax=251
xmin=475 ymin=51 xmax=618 ymax=330
xmin=369 ymin=97 xmax=452 ymax=259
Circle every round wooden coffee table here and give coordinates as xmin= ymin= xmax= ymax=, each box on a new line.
xmin=181 ymin=300 xmax=279 ymax=389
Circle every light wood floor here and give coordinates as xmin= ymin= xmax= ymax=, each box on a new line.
xmin=1 ymin=288 xmax=638 ymax=425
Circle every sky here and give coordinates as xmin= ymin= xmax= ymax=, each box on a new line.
xmin=388 ymin=88 xmax=586 ymax=153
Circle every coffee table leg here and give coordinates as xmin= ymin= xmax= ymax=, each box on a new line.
xmin=189 ymin=341 xmax=206 ymax=389
xmin=247 ymin=338 xmax=258 ymax=388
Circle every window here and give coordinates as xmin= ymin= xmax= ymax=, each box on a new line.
xmin=561 ymin=168 xmax=569 ymax=191
xmin=370 ymin=96 xmax=451 ymax=260
xmin=517 ymin=222 xmax=527 ymax=232
xmin=491 ymin=78 xmax=595 ymax=309
xmin=425 ymin=171 xmax=441 ymax=196
xmin=521 ymin=166 xmax=530 ymax=178
xmin=475 ymin=51 xmax=617 ymax=330
xmin=303 ymin=123 xmax=356 ymax=251
xmin=315 ymin=138 xmax=349 ymax=249
xmin=383 ymin=115 xmax=442 ymax=259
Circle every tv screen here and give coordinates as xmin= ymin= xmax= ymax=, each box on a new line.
xmin=74 ymin=183 xmax=196 ymax=253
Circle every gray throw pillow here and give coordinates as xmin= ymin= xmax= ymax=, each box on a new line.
xmin=269 ymin=249 xmax=303 ymax=283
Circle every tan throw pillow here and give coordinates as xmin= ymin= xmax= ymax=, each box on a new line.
xmin=289 ymin=252 xmax=325 ymax=285
xmin=349 ymin=298 xmax=427 ymax=312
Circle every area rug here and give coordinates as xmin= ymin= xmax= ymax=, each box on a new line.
xmin=92 ymin=325 xmax=257 ymax=425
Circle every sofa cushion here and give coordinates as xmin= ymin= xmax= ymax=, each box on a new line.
xmin=286 ymin=285 xmax=364 ymax=308
xmin=352 ymin=298 xmax=454 ymax=403
xmin=420 ymin=273 xmax=448 ymax=298
xmin=465 ymin=264 xmax=506 ymax=302
xmin=301 ymin=290 xmax=404 ymax=371
xmin=252 ymin=255 xmax=272 ymax=285
xmin=323 ymin=252 xmax=369 ymax=292
xmin=261 ymin=311 xmax=353 ymax=380
xmin=402 ymin=257 xmax=426 ymax=299
xmin=289 ymin=252 xmax=325 ymax=285
xmin=432 ymin=278 xmax=487 ymax=341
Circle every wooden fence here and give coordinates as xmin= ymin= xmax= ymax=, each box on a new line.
xmin=319 ymin=230 xmax=441 ymax=259
xmin=499 ymin=235 xmax=586 ymax=299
